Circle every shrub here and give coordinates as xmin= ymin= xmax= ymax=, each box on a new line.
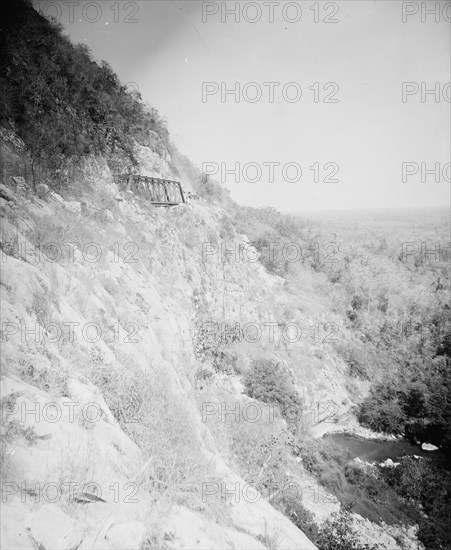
xmin=251 ymin=234 xmax=288 ymax=277
xmin=30 ymin=284 xmax=60 ymax=327
xmin=193 ymin=321 xmax=240 ymax=375
xmin=279 ymin=496 xmax=380 ymax=550
xmin=243 ymin=359 xmax=302 ymax=422
xmin=12 ymin=353 xmax=69 ymax=397
xmin=281 ymin=500 xmax=320 ymax=544
xmin=316 ymin=504 xmax=381 ymax=550
xmin=194 ymin=366 xmax=213 ymax=389
xmin=1 ymin=392 xmax=39 ymax=446
xmin=380 ymin=457 xmax=451 ymax=550
xmin=357 ymin=382 xmax=406 ymax=435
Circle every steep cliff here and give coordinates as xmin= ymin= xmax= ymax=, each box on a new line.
xmin=0 ymin=139 xmax=329 ymax=548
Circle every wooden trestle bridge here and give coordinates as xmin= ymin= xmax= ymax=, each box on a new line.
xmin=113 ymin=174 xmax=185 ymax=206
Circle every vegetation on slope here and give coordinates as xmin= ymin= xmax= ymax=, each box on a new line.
xmin=0 ymin=0 xmax=170 ymax=187
xmin=381 ymin=457 xmax=451 ymax=550
xmin=237 ymin=207 xmax=451 ymax=453
xmin=229 ymin=208 xmax=450 ymax=547
xmin=243 ymin=359 xmax=303 ymax=422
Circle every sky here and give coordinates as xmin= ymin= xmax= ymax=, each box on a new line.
xmin=32 ymin=0 xmax=450 ymax=212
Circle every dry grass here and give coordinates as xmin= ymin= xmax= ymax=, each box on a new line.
xmin=258 ymin=520 xmax=282 ymax=549
xmin=55 ymin=439 xmax=99 ymax=516
xmin=9 ymin=351 xmax=69 ymax=397
xmin=85 ymin=352 xmax=234 ymax=525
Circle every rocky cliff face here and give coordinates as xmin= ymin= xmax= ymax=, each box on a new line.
xmin=0 ymin=138 xmax=324 ymax=548
xmin=0 ymin=138 xmax=412 ymax=549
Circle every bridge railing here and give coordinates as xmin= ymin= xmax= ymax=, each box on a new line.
xmin=113 ymin=174 xmax=185 ymax=206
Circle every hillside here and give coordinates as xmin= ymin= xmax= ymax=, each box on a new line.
xmin=1 ymin=2 xmax=450 ymax=549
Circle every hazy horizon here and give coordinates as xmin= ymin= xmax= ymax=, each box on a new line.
xmin=292 ymin=204 xmax=451 ymax=215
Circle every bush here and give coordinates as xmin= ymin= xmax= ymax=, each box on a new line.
xmin=281 ymin=501 xmax=320 ymax=544
xmin=380 ymin=457 xmax=451 ymax=550
xmin=278 ymin=495 xmax=380 ymax=550
xmin=193 ymin=321 xmax=240 ymax=375
xmin=358 ymin=356 xmax=451 ymax=452
xmin=357 ymin=382 xmax=406 ymax=435
xmin=251 ymin=233 xmax=289 ymax=277
xmin=243 ymin=359 xmax=302 ymax=421
xmin=316 ymin=505 xmax=381 ymax=550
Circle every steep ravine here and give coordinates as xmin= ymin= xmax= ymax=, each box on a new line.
xmin=0 ymin=144 xmax=420 ymax=549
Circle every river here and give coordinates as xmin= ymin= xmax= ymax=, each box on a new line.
xmin=324 ymin=433 xmax=449 ymax=469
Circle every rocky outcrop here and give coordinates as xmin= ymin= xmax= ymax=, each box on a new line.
xmin=0 ymin=173 xmax=319 ymax=548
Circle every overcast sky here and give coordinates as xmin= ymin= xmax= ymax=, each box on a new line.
xmin=33 ymin=0 xmax=450 ymax=212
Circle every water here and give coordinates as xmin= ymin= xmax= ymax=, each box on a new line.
xmin=324 ymin=433 xmax=449 ymax=469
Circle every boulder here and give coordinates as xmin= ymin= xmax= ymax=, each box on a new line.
xmin=421 ymin=442 xmax=438 ymax=451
